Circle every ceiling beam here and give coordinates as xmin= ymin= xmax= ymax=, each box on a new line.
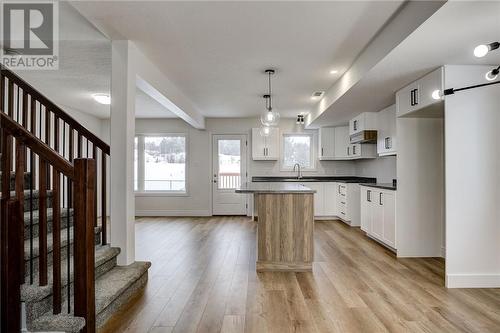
xmin=134 ymin=49 xmax=205 ymax=129
xmin=306 ymin=0 xmax=446 ymax=128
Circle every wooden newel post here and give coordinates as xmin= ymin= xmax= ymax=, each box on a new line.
xmin=0 ymin=199 xmax=22 ymax=332
xmin=74 ymin=158 xmax=96 ymax=333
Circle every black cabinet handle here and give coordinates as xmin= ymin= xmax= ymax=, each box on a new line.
xmin=410 ymin=89 xmax=414 ymax=106
xmin=379 ymin=192 xmax=383 ymax=205
xmin=321 ymin=147 xmax=324 ymax=156
xmin=353 ymin=120 xmax=358 ymax=131
xmin=353 ymin=145 xmax=356 ymax=155
xmin=347 ymin=147 xmax=350 ymax=156
xmin=367 ymin=190 xmax=371 ymax=202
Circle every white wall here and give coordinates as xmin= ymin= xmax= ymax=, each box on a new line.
xmin=445 ymin=65 xmax=500 ymax=288
xmin=134 ymin=117 xmax=357 ymax=216
xmin=396 ymin=115 xmax=444 ymax=258
xmin=355 ymin=156 xmax=396 ymax=183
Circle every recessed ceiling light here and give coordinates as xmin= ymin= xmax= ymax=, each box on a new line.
xmin=329 ymin=69 xmax=338 ymax=74
xmin=92 ymin=93 xmax=111 ymax=105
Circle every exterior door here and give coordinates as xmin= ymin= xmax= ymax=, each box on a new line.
xmin=212 ymin=134 xmax=247 ymax=215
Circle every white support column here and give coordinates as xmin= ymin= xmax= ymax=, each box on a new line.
xmin=110 ymin=40 xmax=136 ymax=265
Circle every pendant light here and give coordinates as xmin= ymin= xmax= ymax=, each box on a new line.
xmin=260 ymin=69 xmax=280 ymax=127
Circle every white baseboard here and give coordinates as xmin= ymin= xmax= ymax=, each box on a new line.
xmin=135 ymin=210 xmax=211 ymax=217
xmin=446 ymin=274 xmax=500 ymax=288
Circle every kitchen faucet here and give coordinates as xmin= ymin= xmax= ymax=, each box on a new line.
xmin=293 ymin=163 xmax=303 ymax=179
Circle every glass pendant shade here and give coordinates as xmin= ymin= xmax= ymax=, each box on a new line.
xmin=260 ymin=109 xmax=280 ymax=126
xmin=259 ymin=125 xmax=271 ymax=137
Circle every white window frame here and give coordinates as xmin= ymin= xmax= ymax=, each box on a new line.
xmin=134 ymin=133 xmax=189 ymax=197
xmin=280 ymin=132 xmax=316 ymax=171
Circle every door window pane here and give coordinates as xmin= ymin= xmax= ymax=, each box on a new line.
xmin=141 ymin=135 xmax=186 ymax=192
xmin=218 ymin=140 xmax=241 ymax=189
xmin=283 ymin=134 xmax=312 ymax=168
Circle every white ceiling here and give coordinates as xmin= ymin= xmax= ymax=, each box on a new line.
xmin=12 ymin=2 xmax=175 ymax=120
xmin=71 ymin=0 xmax=404 ymax=119
xmin=136 ymin=88 xmax=176 ymax=118
xmin=310 ymin=0 xmax=500 ymax=127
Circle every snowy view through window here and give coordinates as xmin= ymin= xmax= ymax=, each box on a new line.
xmin=143 ymin=136 xmax=186 ymax=191
xmin=218 ymin=140 xmax=241 ymax=189
xmin=283 ymin=135 xmax=312 ymax=168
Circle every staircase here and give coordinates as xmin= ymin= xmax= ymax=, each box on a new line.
xmin=0 ymin=66 xmax=150 ymax=332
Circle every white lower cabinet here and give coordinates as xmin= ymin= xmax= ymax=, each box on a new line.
xmin=360 ymin=186 xmax=396 ymax=249
xmin=333 ymin=183 xmax=361 ymax=226
xmin=305 ymin=182 xmax=325 ymax=216
xmin=323 ymin=183 xmax=338 ymax=216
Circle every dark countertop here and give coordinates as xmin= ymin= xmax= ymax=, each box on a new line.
xmin=360 ymin=183 xmax=397 ymax=191
xmin=235 ymin=182 xmax=315 ymax=194
xmin=252 ymin=176 xmax=376 ymax=184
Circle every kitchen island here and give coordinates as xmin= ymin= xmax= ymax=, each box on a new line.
xmin=236 ymin=182 xmax=315 ymax=272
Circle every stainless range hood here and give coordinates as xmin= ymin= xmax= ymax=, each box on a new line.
xmin=350 ymin=130 xmax=378 ymax=144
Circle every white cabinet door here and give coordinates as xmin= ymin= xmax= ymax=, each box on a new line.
xmin=252 ymin=128 xmax=266 ymax=160
xmin=382 ymin=191 xmax=396 ymax=248
xmin=318 ymin=127 xmax=336 ymax=160
xmin=349 ymin=114 xmax=364 ymax=136
xmin=304 ymin=182 xmax=324 ymax=216
xmin=265 ymin=127 xmax=280 ymax=160
xmin=360 ymin=187 xmax=371 ymax=232
xmin=324 ymin=183 xmax=337 ymax=216
xmin=371 ymin=190 xmax=384 ymax=240
xmin=418 ymin=67 xmax=443 ymax=109
xmin=396 ymin=82 xmax=418 ymax=117
xmin=377 ymin=105 xmax=397 ymax=156
xmin=334 ymin=126 xmax=350 ymax=160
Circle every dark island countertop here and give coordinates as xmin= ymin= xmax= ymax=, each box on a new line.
xmin=252 ymin=176 xmax=376 ymax=184
xmin=360 ymin=183 xmax=397 ymax=191
xmin=235 ymin=182 xmax=316 ymax=194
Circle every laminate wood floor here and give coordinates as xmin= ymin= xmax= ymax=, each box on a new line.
xmin=100 ymin=217 xmax=500 ymax=333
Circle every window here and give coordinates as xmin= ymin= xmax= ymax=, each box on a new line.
xmin=134 ymin=134 xmax=187 ymax=193
xmin=282 ymin=133 xmax=314 ymax=170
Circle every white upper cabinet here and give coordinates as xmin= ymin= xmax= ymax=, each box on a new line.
xmin=251 ymin=127 xmax=279 ymax=160
xmin=318 ymin=127 xmax=336 ymax=160
xmin=377 ymin=104 xmax=397 ymax=156
xmin=396 ymin=67 xmax=443 ymax=117
xmin=348 ymin=143 xmax=377 ymax=159
xmin=349 ymin=112 xmax=378 ymax=136
xmin=334 ymin=126 xmax=350 ymax=160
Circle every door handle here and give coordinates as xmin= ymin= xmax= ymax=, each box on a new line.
xmin=414 ymin=88 xmax=419 ymax=105
xmin=379 ymin=192 xmax=383 ymax=205
xmin=347 ymin=147 xmax=350 ymax=156
xmin=367 ymin=190 xmax=371 ymax=202
xmin=321 ymin=147 xmax=324 ymax=156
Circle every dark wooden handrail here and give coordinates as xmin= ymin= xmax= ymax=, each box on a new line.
xmin=0 ymin=65 xmax=110 ymax=155
xmin=0 ymin=112 xmax=74 ymax=178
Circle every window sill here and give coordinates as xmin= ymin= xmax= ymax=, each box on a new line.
xmin=134 ymin=191 xmax=189 ymax=197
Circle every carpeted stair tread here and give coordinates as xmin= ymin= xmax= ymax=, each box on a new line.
xmin=30 ymin=313 xmax=85 ymax=333
xmin=30 ymin=261 xmax=151 ymax=332
xmin=24 ymin=207 xmax=73 ymax=227
xmin=21 ymin=245 xmax=120 ymax=303
xmin=94 ymin=261 xmax=151 ymax=313
xmin=24 ymin=225 xmax=100 ymax=260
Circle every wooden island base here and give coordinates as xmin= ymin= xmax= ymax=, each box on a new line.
xmin=255 ymin=192 xmax=314 ymax=272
